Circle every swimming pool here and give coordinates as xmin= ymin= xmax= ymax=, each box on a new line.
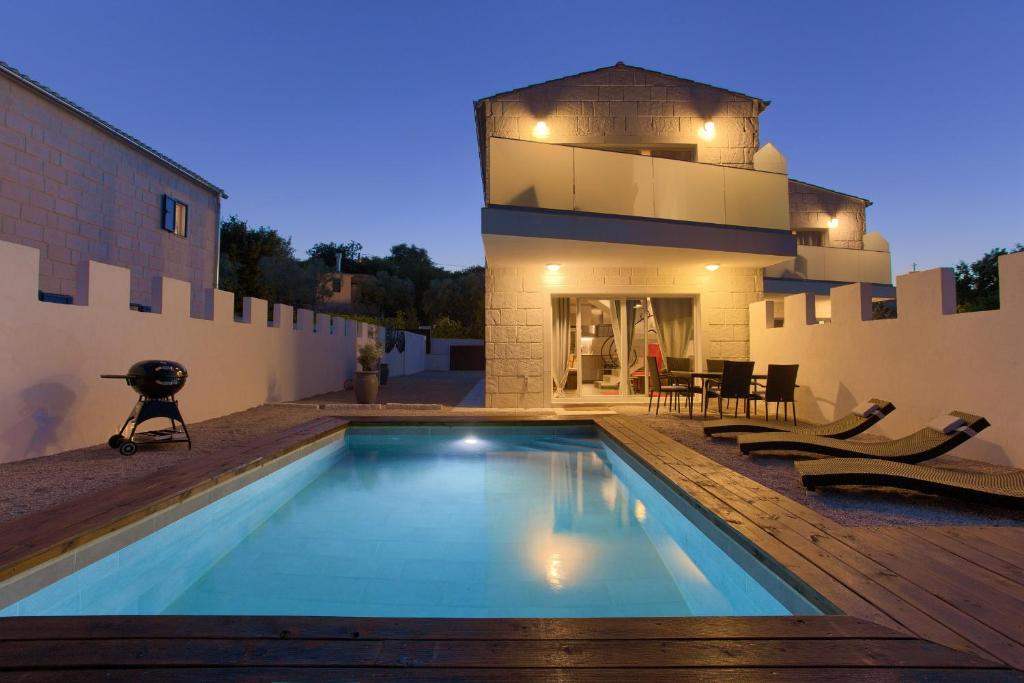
xmin=0 ymin=425 xmax=827 ymax=618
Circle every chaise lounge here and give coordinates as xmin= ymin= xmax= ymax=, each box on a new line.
xmin=795 ymin=458 xmax=1024 ymax=508
xmin=737 ymin=411 xmax=989 ymax=463
xmin=703 ymin=399 xmax=894 ymax=439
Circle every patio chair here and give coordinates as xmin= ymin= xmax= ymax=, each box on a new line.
xmin=703 ymin=398 xmax=894 ymax=439
xmin=750 ymin=364 xmax=799 ymax=424
xmin=646 ymin=356 xmax=688 ymax=415
xmin=737 ymin=411 xmax=989 ymax=463
xmin=795 ymin=458 xmax=1024 ymax=508
xmin=703 ymin=361 xmax=755 ymax=419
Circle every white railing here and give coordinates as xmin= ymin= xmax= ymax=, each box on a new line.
xmin=487 ymin=137 xmax=790 ymax=231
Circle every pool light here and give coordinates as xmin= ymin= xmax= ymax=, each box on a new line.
xmin=462 ymin=435 xmax=479 ymax=445
xmin=532 ymin=121 xmax=551 ymax=139
xmin=545 ymin=263 xmax=561 ymax=272
xmin=704 ymin=263 xmax=721 ymax=272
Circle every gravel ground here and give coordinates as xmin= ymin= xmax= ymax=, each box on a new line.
xmin=617 ymin=405 xmax=1024 ymax=527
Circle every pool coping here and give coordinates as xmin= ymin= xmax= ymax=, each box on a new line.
xmin=0 ymin=414 xmax=1022 ymax=672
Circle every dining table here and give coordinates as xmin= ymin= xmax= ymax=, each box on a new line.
xmin=665 ymin=370 xmax=769 ymax=417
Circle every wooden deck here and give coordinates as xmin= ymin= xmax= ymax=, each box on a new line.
xmin=0 ymin=414 xmax=1022 ymax=679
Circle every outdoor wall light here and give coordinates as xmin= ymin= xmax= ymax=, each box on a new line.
xmin=827 ymin=216 xmax=840 ymax=229
xmin=532 ymin=120 xmax=551 ymax=139
xmin=698 ymin=120 xmax=716 ymax=141
xmin=704 ymin=263 xmax=721 ymax=272
xmin=545 ymin=263 xmax=561 ymax=271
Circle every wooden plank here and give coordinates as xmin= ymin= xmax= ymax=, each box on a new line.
xmin=5 ymin=667 xmax=1020 ymax=682
xmin=596 ymin=417 xmax=1024 ymax=666
xmin=902 ymin=526 xmax=1024 ymax=588
xmin=0 ymin=615 xmax=907 ymax=642
xmin=935 ymin=527 xmax=1024 ymax=573
xmin=0 ymin=637 xmax=1005 ymax=670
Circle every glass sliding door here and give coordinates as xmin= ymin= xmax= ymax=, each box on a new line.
xmin=552 ymin=295 xmax=695 ymax=403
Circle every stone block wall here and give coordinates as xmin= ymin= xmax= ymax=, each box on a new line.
xmin=477 ymin=64 xmax=763 ymax=199
xmin=0 ymin=70 xmax=220 ymax=313
xmin=788 ymin=180 xmax=867 ymax=249
xmin=484 ymin=263 xmax=763 ymax=408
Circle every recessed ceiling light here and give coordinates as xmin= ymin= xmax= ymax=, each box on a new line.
xmin=704 ymin=263 xmax=721 ymax=272
xmin=545 ymin=263 xmax=561 ymax=271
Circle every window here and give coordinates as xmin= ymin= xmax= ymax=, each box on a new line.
xmin=795 ymin=230 xmax=824 ymax=247
xmin=332 ymin=276 xmax=342 ymax=293
xmin=162 ymin=195 xmax=188 ymax=237
xmin=38 ymin=290 xmax=73 ymax=304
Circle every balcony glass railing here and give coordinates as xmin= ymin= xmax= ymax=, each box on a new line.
xmin=486 ymin=137 xmax=790 ymax=231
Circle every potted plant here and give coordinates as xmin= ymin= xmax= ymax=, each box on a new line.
xmin=354 ymin=341 xmax=383 ymax=404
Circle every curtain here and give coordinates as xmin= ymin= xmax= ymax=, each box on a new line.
xmin=651 ymin=298 xmax=694 ymax=361
xmin=551 ymin=297 xmax=571 ymax=396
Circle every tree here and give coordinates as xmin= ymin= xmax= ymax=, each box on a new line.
xmin=356 ymin=271 xmax=417 ymax=324
xmin=307 ymin=241 xmax=363 ymax=271
xmin=954 ymin=244 xmax=1023 ymax=312
xmin=423 ymin=267 xmax=485 ymax=337
xmin=218 ymin=216 xmax=295 ymax=310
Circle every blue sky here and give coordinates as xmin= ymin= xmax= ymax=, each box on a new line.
xmin=4 ymin=0 xmax=1021 ymax=274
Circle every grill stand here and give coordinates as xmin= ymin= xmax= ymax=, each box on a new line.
xmin=108 ymin=398 xmax=192 ymax=456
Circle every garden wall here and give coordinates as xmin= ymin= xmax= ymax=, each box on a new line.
xmin=749 ymin=252 xmax=1024 ymax=467
xmin=0 ymin=240 xmax=412 ymax=464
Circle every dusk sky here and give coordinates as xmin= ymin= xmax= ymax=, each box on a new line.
xmin=4 ymin=0 xmax=1021 ymax=274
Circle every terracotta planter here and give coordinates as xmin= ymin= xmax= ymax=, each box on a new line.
xmin=354 ymin=370 xmax=379 ymax=404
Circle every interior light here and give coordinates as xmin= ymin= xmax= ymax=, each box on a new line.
xmin=827 ymin=216 xmax=839 ymax=229
xmin=704 ymin=263 xmax=721 ymax=272
xmin=698 ymin=120 xmax=716 ymax=141
xmin=545 ymin=263 xmax=561 ymax=272
xmin=532 ymin=121 xmax=551 ymax=139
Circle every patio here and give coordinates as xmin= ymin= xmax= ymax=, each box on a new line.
xmin=1 ymin=399 xmax=1023 ymax=676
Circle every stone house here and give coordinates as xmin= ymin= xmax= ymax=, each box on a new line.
xmin=475 ymin=63 xmax=894 ymax=408
xmin=0 ymin=60 xmax=226 ymax=314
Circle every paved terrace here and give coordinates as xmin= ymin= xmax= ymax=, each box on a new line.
xmin=0 ymin=373 xmax=1023 ymax=678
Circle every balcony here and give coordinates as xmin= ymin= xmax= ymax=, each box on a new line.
xmin=764 ymin=244 xmax=892 ymax=286
xmin=486 ymin=137 xmax=790 ymax=231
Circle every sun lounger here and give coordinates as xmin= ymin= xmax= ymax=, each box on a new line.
xmin=737 ymin=411 xmax=989 ymax=463
xmin=796 ymin=458 xmax=1024 ymax=508
xmin=703 ymin=399 xmax=894 ymax=439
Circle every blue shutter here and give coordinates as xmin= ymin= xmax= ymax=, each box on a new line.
xmin=162 ymin=195 xmax=175 ymax=232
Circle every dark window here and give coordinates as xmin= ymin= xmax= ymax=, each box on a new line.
xmin=795 ymin=230 xmax=824 ymax=247
xmin=332 ymin=276 xmax=342 ymax=293
xmin=38 ymin=290 xmax=73 ymax=304
xmin=162 ymin=194 xmax=188 ymax=237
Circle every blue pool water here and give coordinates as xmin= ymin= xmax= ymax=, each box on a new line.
xmin=1 ymin=426 xmax=824 ymax=618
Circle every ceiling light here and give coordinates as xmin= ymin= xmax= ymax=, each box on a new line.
xmin=698 ymin=120 xmax=716 ymax=141
xmin=827 ymin=216 xmax=839 ymax=229
xmin=545 ymin=263 xmax=561 ymax=271
xmin=532 ymin=121 xmax=551 ymax=139
xmin=704 ymin=263 xmax=721 ymax=272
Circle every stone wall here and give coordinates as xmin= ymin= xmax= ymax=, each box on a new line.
xmin=750 ymin=252 xmax=1024 ymax=468
xmin=484 ymin=263 xmax=763 ymax=408
xmin=788 ymin=181 xmax=867 ymax=249
xmin=0 ymin=71 xmax=220 ymax=313
xmin=478 ymin=64 xmax=763 ymax=198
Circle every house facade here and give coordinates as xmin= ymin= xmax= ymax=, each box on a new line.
xmin=0 ymin=60 xmax=226 ymax=314
xmin=476 ymin=63 xmax=893 ymax=408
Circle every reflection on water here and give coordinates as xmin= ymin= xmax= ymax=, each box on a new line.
xmin=5 ymin=428 xmax=820 ymax=619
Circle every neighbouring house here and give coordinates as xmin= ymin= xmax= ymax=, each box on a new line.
xmin=476 ymin=63 xmax=894 ymax=408
xmin=321 ymin=271 xmax=375 ymax=314
xmin=0 ymin=60 xmax=226 ymax=314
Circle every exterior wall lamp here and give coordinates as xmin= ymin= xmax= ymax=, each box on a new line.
xmin=698 ymin=120 xmax=716 ymax=141
xmin=827 ymin=216 xmax=840 ymax=229
xmin=532 ymin=121 xmax=551 ymax=139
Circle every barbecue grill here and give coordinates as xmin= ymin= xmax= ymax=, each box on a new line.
xmin=101 ymin=360 xmax=192 ymax=456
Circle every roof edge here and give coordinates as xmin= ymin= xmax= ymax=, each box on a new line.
xmin=474 ymin=62 xmax=770 ymax=112
xmin=789 ymin=178 xmax=872 ymax=207
xmin=0 ymin=60 xmax=227 ymax=199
